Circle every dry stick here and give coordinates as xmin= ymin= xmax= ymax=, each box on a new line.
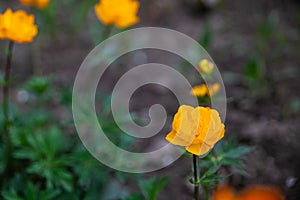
xmin=193 ymin=154 xmax=200 ymax=200
xmin=3 ymin=41 xmax=14 ymax=177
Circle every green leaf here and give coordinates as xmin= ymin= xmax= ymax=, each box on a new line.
xmin=24 ymin=76 xmax=51 ymax=96
xmin=71 ymin=145 xmax=109 ymax=187
xmin=200 ymin=172 xmax=222 ymax=188
xmin=258 ymin=11 xmax=278 ymax=41
xmin=200 ymin=136 xmax=253 ymax=178
xmin=139 ymin=177 xmax=169 ymax=200
xmin=2 ymin=189 xmax=23 ymax=200
xmin=221 ymin=146 xmax=254 ymax=159
xmin=245 ymin=55 xmax=264 ymax=80
xmin=199 ymin=23 xmax=213 ymax=50
xmin=39 ymin=188 xmax=60 ymax=200
xmin=123 ymin=193 xmax=144 ymax=200
xmin=26 ymin=156 xmax=73 ymax=192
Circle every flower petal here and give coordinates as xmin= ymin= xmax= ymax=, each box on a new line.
xmin=186 ymin=142 xmax=211 ymax=156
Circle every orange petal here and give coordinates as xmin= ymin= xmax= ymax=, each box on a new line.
xmin=236 ymin=185 xmax=285 ymax=200
xmin=166 ymin=130 xmax=190 ymax=146
xmin=185 ymin=142 xmax=211 ymax=156
xmin=212 ymin=185 xmax=236 ymax=200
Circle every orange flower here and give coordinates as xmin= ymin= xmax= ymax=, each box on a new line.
xmin=190 ymin=84 xmax=207 ymax=97
xmin=19 ymin=0 xmax=50 ymax=9
xmin=212 ymin=185 xmax=285 ymax=200
xmin=237 ymin=185 xmax=285 ymax=200
xmin=212 ymin=185 xmax=236 ymax=200
xmin=0 ymin=8 xmax=38 ymax=43
xmin=208 ymin=83 xmax=220 ymax=96
xmin=198 ymin=59 xmax=214 ymax=75
xmin=166 ymin=105 xmax=225 ymax=156
xmin=190 ymin=83 xmax=220 ymax=97
xmin=94 ymin=0 xmax=139 ymax=28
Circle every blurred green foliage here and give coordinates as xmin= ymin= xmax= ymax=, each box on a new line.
xmin=199 ymin=23 xmax=213 ymax=51
xmin=243 ymin=11 xmax=282 ymax=99
xmin=0 ymin=76 xmax=167 ymax=200
xmin=125 ymin=177 xmax=169 ymax=200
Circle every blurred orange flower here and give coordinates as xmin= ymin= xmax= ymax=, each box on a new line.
xmin=198 ymin=59 xmax=214 ymax=75
xmin=212 ymin=185 xmax=236 ymax=200
xmin=94 ymin=0 xmax=139 ymax=28
xmin=190 ymin=84 xmax=207 ymax=97
xmin=19 ymin=0 xmax=50 ymax=9
xmin=212 ymin=185 xmax=285 ymax=200
xmin=0 ymin=8 xmax=38 ymax=43
xmin=166 ymin=105 xmax=225 ymax=156
xmin=190 ymin=83 xmax=220 ymax=97
xmin=208 ymin=83 xmax=220 ymax=96
xmin=237 ymin=185 xmax=285 ymax=200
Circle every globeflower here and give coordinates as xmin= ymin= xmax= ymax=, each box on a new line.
xmin=190 ymin=83 xmax=220 ymax=97
xmin=190 ymin=84 xmax=207 ymax=97
xmin=212 ymin=185 xmax=285 ymax=200
xmin=237 ymin=185 xmax=285 ymax=200
xmin=19 ymin=0 xmax=50 ymax=9
xmin=94 ymin=0 xmax=139 ymax=28
xmin=212 ymin=186 xmax=236 ymax=200
xmin=208 ymin=83 xmax=220 ymax=96
xmin=166 ymin=105 xmax=225 ymax=156
xmin=198 ymin=59 xmax=214 ymax=75
xmin=0 ymin=8 xmax=38 ymax=43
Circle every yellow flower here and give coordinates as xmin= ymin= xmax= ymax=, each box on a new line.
xmin=166 ymin=105 xmax=225 ymax=156
xmin=198 ymin=59 xmax=214 ymax=75
xmin=208 ymin=83 xmax=220 ymax=96
xmin=0 ymin=8 xmax=38 ymax=44
xmin=190 ymin=83 xmax=220 ymax=97
xmin=94 ymin=0 xmax=139 ymax=28
xmin=190 ymin=84 xmax=207 ymax=97
xmin=19 ymin=0 xmax=50 ymax=9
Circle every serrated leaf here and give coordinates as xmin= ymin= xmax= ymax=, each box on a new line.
xmin=139 ymin=177 xmax=169 ymax=200
xmin=1 ymin=189 xmax=23 ymax=200
xmin=123 ymin=193 xmax=144 ymax=200
xmin=222 ymin=146 xmax=254 ymax=159
xmin=200 ymin=171 xmax=230 ymax=188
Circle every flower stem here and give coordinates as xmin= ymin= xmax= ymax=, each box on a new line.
xmin=102 ymin=25 xmax=113 ymax=40
xmin=3 ymin=40 xmax=14 ymax=177
xmin=212 ymin=149 xmax=218 ymax=160
xmin=204 ymin=186 xmax=209 ymax=200
xmin=193 ymin=154 xmax=200 ymax=200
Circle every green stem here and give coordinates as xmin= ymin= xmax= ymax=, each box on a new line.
xmin=204 ymin=186 xmax=209 ymax=200
xmin=3 ymin=40 xmax=14 ymax=177
xmin=193 ymin=154 xmax=200 ymax=200
xmin=212 ymin=149 xmax=218 ymax=161
xmin=102 ymin=25 xmax=112 ymax=41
